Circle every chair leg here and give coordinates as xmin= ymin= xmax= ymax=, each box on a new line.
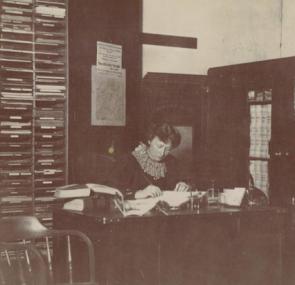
xmin=0 ymin=264 xmax=7 ymax=285
xmin=16 ymin=254 xmax=26 ymax=285
xmin=66 ymin=235 xmax=73 ymax=283
xmin=46 ymin=237 xmax=54 ymax=285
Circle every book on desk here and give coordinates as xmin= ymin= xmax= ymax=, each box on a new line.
xmin=54 ymin=183 xmax=124 ymax=212
xmin=55 ymin=183 xmax=123 ymax=198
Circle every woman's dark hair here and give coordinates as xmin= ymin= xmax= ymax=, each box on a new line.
xmin=145 ymin=121 xmax=181 ymax=148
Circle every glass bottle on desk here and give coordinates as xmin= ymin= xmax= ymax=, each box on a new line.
xmin=189 ymin=189 xmax=194 ymax=211
xmin=208 ymin=179 xmax=215 ymax=196
xmin=207 ymin=179 xmax=216 ymax=204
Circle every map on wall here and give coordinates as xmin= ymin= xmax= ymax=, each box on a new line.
xmin=91 ymin=65 xmax=126 ymax=126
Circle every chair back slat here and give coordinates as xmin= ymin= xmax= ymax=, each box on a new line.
xmin=23 ymin=241 xmax=32 ymax=273
xmin=4 ymin=251 xmax=10 ymax=266
xmin=45 ymin=237 xmax=53 ymax=272
xmin=0 ymin=266 xmax=6 ymax=285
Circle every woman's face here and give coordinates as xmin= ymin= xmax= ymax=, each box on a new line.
xmin=147 ymin=136 xmax=172 ymax=161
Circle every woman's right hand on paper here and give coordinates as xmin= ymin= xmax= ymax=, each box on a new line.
xmin=135 ymin=185 xmax=162 ymax=199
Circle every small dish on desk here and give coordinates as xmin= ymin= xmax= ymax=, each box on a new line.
xmin=222 ymin=187 xmax=246 ymax=207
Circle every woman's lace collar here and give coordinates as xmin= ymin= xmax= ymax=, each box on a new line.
xmin=132 ymin=143 xmax=167 ymax=180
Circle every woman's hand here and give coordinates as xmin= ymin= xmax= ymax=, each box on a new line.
xmin=174 ymin=182 xmax=190 ymax=192
xmin=135 ymin=185 xmax=162 ymax=199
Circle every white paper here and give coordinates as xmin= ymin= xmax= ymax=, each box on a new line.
xmin=96 ymin=41 xmax=122 ymax=73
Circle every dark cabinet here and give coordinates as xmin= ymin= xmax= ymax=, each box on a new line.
xmin=206 ymin=56 xmax=295 ymax=205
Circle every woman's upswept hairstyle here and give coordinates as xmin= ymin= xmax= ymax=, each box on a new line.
xmin=145 ymin=120 xmax=181 ymax=149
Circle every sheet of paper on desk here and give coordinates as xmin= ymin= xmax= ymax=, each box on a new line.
xmin=121 ymin=191 xmax=204 ymax=216
xmin=160 ymin=191 xmax=203 ymax=208
xmin=160 ymin=191 xmax=189 ymax=208
xmin=123 ymin=198 xmax=159 ymax=216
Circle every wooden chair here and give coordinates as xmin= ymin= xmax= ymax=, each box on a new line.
xmin=0 ymin=216 xmax=97 ymax=285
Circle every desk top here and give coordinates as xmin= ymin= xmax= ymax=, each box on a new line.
xmin=55 ymin=204 xmax=286 ymax=225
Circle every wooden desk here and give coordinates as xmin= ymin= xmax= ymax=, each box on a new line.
xmin=53 ymin=205 xmax=286 ymax=285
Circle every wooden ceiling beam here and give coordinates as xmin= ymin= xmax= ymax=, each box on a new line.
xmin=141 ymin=32 xmax=197 ymax=49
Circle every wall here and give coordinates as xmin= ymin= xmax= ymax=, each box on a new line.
xmin=142 ymin=0 xmax=291 ymax=75
xmin=281 ymin=0 xmax=295 ymax=56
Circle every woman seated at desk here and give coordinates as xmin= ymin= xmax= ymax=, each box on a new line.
xmin=107 ymin=120 xmax=190 ymax=199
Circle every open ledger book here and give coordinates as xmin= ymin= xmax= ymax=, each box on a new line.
xmin=115 ymin=191 xmax=206 ymax=217
xmin=55 ymin=183 xmax=123 ymax=199
xmin=57 ymin=183 xmax=205 ymax=216
xmin=55 ymin=183 xmax=124 ymax=211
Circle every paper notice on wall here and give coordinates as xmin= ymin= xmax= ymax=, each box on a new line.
xmin=96 ymin=41 xmax=122 ymax=74
xmin=91 ymin=66 xmax=126 ymax=126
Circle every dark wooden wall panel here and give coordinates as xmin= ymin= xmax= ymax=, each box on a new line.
xmin=68 ymin=0 xmax=142 ymax=183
